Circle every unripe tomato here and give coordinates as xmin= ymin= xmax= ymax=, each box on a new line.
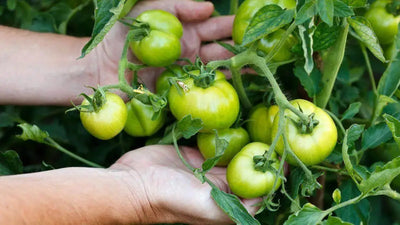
xmin=124 ymin=98 xmax=166 ymax=137
xmin=156 ymin=65 xmax=185 ymax=96
xmin=247 ymin=104 xmax=279 ymax=144
xmin=80 ymin=93 xmax=127 ymax=140
xmin=168 ymin=70 xmax=240 ymax=132
xmin=257 ymin=29 xmax=297 ymax=62
xmin=227 ymin=142 xmax=281 ymax=198
xmin=365 ymin=0 xmax=400 ymax=45
xmin=197 ymin=127 xmax=250 ymax=166
xmin=130 ymin=10 xmax=183 ymax=67
xmin=271 ymin=99 xmax=338 ymax=166
xmin=232 ymin=0 xmax=296 ymax=45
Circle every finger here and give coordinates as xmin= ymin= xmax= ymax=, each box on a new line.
xmin=175 ymin=1 xmax=214 ymax=22
xmin=200 ymin=41 xmax=235 ymax=63
xmin=242 ymin=198 xmax=263 ymax=215
xmin=195 ymin=15 xmax=234 ymax=41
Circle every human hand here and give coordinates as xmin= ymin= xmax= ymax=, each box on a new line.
xmin=91 ymin=0 xmax=234 ymax=91
xmin=110 ymin=145 xmax=260 ymax=225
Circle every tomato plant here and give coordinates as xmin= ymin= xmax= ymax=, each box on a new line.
xmin=80 ymin=92 xmax=128 ymax=140
xmin=247 ymin=104 xmax=278 ymax=144
xmin=226 ymin=142 xmax=281 ymax=199
xmin=168 ymin=70 xmax=240 ymax=132
xmin=124 ymin=97 xmax=166 ymax=137
xmin=197 ymin=127 xmax=250 ymax=166
xmin=130 ymin=10 xmax=183 ymax=67
xmin=271 ymin=99 xmax=338 ymax=166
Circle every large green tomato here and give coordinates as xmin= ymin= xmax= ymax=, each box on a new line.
xmin=80 ymin=92 xmax=127 ymax=140
xmin=257 ymin=29 xmax=297 ymax=62
xmin=247 ymin=104 xmax=279 ymax=144
xmin=197 ymin=127 xmax=250 ymax=166
xmin=155 ymin=65 xmax=185 ymax=96
xmin=130 ymin=10 xmax=183 ymax=67
xmin=365 ymin=0 xmax=400 ymax=45
xmin=227 ymin=142 xmax=281 ymax=199
xmin=271 ymin=99 xmax=338 ymax=166
xmin=124 ymin=98 xmax=166 ymax=137
xmin=168 ymin=70 xmax=240 ymax=132
xmin=232 ymin=0 xmax=296 ymax=45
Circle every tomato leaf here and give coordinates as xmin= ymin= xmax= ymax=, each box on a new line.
xmin=293 ymin=64 xmax=321 ymax=98
xmin=241 ymin=5 xmax=294 ymax=46
xmin=17 ymin=123 xmax=50 ymax=143
xmin=283 ymin=203 xmax=326 ymax=225
xmin=176 ymin=115 xmax=203 ymax=139
xmin=340 ymin=0 xmax=367 ymax=8
xmin=335 ymin=179 xmax=370 ymax=224
xmin=361 ymin=122 xmax=392 ymax=151
xmin=322 ymin=216 xmax=353 ymax=225
xmin=201 ymin=132 xmax=229 ymax=173
xmin=333 ymin=0 xmax=355 ymax=17
xmin=348 ymin=17 xmax=386 ymax=63
xmin=298 ymin=19 xmax=316 ymax=75
xmin=359 ymin=157 xmax=400 ymax=193
xmin=342 ymin=124 xmax=364 ymax=179
xmin=317 ymin=0 xmax=334 ymax=26
xmin=341 ymin=102 xmax=361 ymax=121
xmin=81 ymin=0 xmax=135 ymax=58
xmin=313 ymin=23 xmax=340 ymax=51
xmin=295 ymin=0 xmax=317 ymax=25
xmin=210 ymin=187 xmax=260 ymax=225
xmin=377 ymin=24 xmax=400 ymax=97
xmin=383 ymin=114 xmax=400 ymax=149
xmin=0 ymin=150 xmax=23 ymax=175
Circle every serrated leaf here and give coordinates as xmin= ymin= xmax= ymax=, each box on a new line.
xmin=242 ymin=5 xmax=294 ymax=46
xmin=176 ymin=115 xmax=203 ymax=139
xmin=17 ymin=123 xmax=50 ymax=143
xmin=347 ymin=124 xmax=364 ymax=149
xmin=298 ymin=19 xmax=316 ymax=74
xmin=293 ymin=64 xmax=321 ymax=98
xmin=343 ymin=125 xmax=364 ymax=179
xmin=333 ymin=0 xmax=355 ymax=17
xmin=341 ymin=0 xmax=367 ymax=8
xmin=377 ymin=24 xmax=400 ymax=97
xmin=361 ymin=122 xmax=392 ymax=150
xmin=81 ymin=0 xmax=136 ymax=57
xmin=359 ymin=157 xmax=400 ymax=193
xmin=348 ymin=17 xmax=386 ymax=63
xmin=284 ymin=203 xmax=326 ymax=225
xmin=0 ymin=150 xmax=23 ymax=175
xmin=201 ymin=132 xmax=229 ymax=173
xmin=295 ymin=1 xmax=317 ymax=25
xmin=317 ymin=0 xmax=334 ymax=26
xmin=211 ymin=187 xmax=260 ymax=225
xmin=341 ymin=102 xmax=361 ymax=121
xmin=313 ymin=23 xmax=340 ymax=51
xmin=383 ymin=114 xmax=400 ymax=149
xmin=322 ymin=216 xmax=353 ymax=225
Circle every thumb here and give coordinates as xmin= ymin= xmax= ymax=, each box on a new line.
xmin=175 ymin=1 xmax=215 ymax=22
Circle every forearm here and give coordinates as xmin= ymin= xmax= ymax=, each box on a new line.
xmin=0 ymin=26 xmax=96 ymax=105
xmin=0 ymin=168 xmax=156 ymax=225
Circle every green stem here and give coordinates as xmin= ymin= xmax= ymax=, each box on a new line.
xmin=231 ymin=67 xmax=252 ymax=109
xmin=315 ymin=22 xmax=349 ymax=109
xmin=46 ymin=138 xmax=103 ymax=168
xmin=361 ymin=44 xmax=378 ymax=95
xmin=323 ymin=194 xmax=365 ymax=215
xmin=172 ymin=125 xmax=195 ymax=172
xmin=325 ymin=109 xmax=346 ymax=136
xmin=229 ymin=0 xmax=239 ymax=15
xmin=311 ymin=165 xmax=349 ymax=176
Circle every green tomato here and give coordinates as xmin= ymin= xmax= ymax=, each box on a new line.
xmin=247 ymin=104 xmax=279 ymax=144
xmin=168 ymin=70 xmax=240 ymax=132
xmin=365 ymin=0 xmax=400 ymax=45
xmin=257 ymin=29 xmax=297 ymax=62
xmin=271 ymin=99 xmax=338 ymax=166
xmin=156 ymin=65 xmax=185 ymax=96
xmin=80 ymin=93 xmax=127 ymax=140
xmin=197 ymin=127 xmax=250 ymax=166
xmin=227 ymin=142 xmax=281 ymax=199
xmin=130 ymin=10 xmax=183 ymax=67
xmin=232 ymin=0 xmax=296 ymax=45
xmin=124 ymin=98 xmax=166 ymax=137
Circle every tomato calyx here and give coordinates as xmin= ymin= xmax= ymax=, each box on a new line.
xmin=67 ymin=87 xmax=108 ymax=114
xmin=184 ymin=57 xmax=217 ymax=89
xmin=120 ymin=18 xmax=150 ymax=42
xmin=253 ymin=153 xmax=278 ymax=173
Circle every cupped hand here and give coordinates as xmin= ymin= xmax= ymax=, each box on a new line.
xmin=110 ymin=145 xmax=260 ymax=225
xmin=92 ymin=0 xmax=234 ymax=91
